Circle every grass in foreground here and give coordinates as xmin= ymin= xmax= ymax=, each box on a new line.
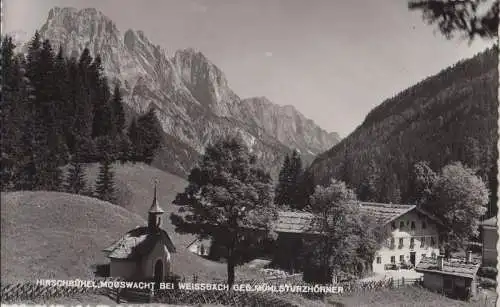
xmin=1 ymin=191 xmax=144 ymax=283
xmin=326 ymin=286 xmax=497 ymax=307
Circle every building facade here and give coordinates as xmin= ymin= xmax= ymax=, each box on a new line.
xmin=187 ymin=238 xmax=211 ymax=257
xmin=480 ymin=217 xmax=498 ymax=266
xmin=372 ymin=208 xmax=442 ymax=273
xmin=103 ymin=182 xmax=176 ymax=281
xmin=274 ymin=202 xmax=444 ymax=274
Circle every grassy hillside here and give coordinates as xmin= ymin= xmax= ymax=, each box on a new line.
xmin=0 ymin=191 xmax=145 ymax=283
xmin=309 ymin=47 xmax=498 ymax=215
xmin=84 ymin=162 xmax=263 ymax=281
xmin=1 ymin=163 xmax=262 ymax=284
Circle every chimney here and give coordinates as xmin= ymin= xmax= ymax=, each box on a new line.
xmin=466 ymin=250 xmax=472 ymax=264
xmin=437 ymin=255 xmax=444 ymax=270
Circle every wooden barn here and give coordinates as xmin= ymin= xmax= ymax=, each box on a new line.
xmin=103 ymin=182 xmax=176 ymax=282
xmin=415 ymin=252 xmax=480 ymax=300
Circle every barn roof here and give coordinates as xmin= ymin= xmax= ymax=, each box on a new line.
xmin=103 ymin=227 xmax=176 ymax=260
xmin=415 ymin=257 xmax=481 ymax=279
xmin=274 ymin=202 xmax=443 ymax=234
xmin=274 ymin=211 xmax=318 ymax=234
xmin=481 ymin=217 xmax=497 ymax=228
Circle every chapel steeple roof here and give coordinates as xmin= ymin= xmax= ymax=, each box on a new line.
xmin=149 ymin=179 xmax=165 ymax=214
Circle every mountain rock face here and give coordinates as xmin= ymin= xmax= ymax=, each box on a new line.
xmin=30 ymin=7 xmax=339 ymax=178
xmin=239 ymin=97 xmax=340 ymax=155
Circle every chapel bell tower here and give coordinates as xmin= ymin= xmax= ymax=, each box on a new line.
xmin=148 ymin=179 xmax=165 ymax=232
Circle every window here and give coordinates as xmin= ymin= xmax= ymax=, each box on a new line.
xmin=422 ymin=221 xmax=427 ymax=229
xmin=431 ymin=236 xmax=436 ymax=246
xmin=398 ymin=238 xmax=404 ymax=248
xmin=391 ymin=222 xmax=396 ymax=229
xmin=376 ymin=257 xmax=381 ymax=264
xmin=410 ymin=238 xmax=415 ymax=249
xmin=422 ymin=254 xmax=426 ymax=259
xmin=390 ymin=238 xmax=395 ymax=249
xmin=400 ymin=255 xmax=404 ymax=263
xmin=410 ymin=221 xmax=416 ymax=230
xmin=420 ymin=237 xmax=425 ymax=248
xmin=399 ymin=221 xmax=405 ymax=229
xmin=391 ymin=256 xmax=396 ymax=264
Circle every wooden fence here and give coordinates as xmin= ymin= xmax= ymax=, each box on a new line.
xmin=1 ymin=275 xmax=422 ymax=304
xmin=1 ymin=281 xmax=107 ymax=303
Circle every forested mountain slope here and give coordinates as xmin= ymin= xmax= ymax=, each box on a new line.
xmin=308 ymin=47 xmax=498 ymax=215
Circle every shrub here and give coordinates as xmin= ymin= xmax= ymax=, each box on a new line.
xmin=478 ymin=277 xmax=497 ymax=289
xmin=478 ymin=266 xmax=498 ymax=279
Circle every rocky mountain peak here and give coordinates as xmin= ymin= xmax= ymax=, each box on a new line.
xmin=43 ymin=7 xmax=118 ymax=38
xmin=172 ymin=48 xmax=238 ymax=117
xmin=27 ymin=6 xmax=340 ymax=177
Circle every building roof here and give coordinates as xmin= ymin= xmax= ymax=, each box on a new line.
xmin=358 ymin=202 xmax=415 ymax=224
xmin=415 ymin=257 xmax=481 ymax=279
xmin=149 ymin=180 xmax=165 ymax=214
xmin=187 ymin=238 xmax=212 ymax=249
xmin=103 ymin=227 xmax=176 ymax=260
xmin=274 ymin=211 xmax=319 ymax=234
xmin=481 ymin=217 xmax=497 ymax=228
xmin=274 ymin=202 xmax=443 ymax=234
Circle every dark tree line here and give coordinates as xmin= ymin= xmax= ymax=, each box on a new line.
xmin=308 ymin=47 xmax=498 ymax=218
xmin=1 ymin=32 xmax=163 ymax=201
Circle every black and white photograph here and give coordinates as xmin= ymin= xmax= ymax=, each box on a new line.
xmin=1 ymin=0 xmax=498 ymax=306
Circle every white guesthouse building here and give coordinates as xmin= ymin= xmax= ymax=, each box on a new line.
xmin=274 ymin=202 xmax=444 ymax=274
xmin=102 ymin=182 xmax=176 ymax=281
xmin=366 ymin=203 xmax=443 ymax=272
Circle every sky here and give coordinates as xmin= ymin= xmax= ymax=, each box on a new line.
xmin=2 ymin=0 xmax=493 ymax=137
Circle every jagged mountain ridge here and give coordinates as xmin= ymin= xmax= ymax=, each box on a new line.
xmin=240 ymin=97 xmax=341 ymax=155
xmin=27 ymin=6 xmax=339 ymax=177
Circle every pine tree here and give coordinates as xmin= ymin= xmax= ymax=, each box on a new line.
xmin=111 ymin=83 xmax=125 ymax=134
xmin=19 ymin=32 xmax=55 ymax=190
xmin=127 ymin=118 xmax=140 ymax=162
xmin=65 ymin=158 xmax=87 ymax=194
xmin=92 ymin=75 xmax=113 ymax=138
xmin=74 ymin=48 xmax=93 ymax=140
xmin=36 ymin=39 xmax=65 ymax=190
xmin=275 ymin=154 xmax=291 ymax=207
xmin=130 ymin=108 xmax=162 ymax=164
xmin=95 ymin=158 xmax=116 ymax=203
xmin=297 ymin=168 xmax=316 ymax=210
xmin=289 ymin=150 xmax=304 ymax=209
xmin=64 ymin=138 xmax=87 ymax=194
xmin=117 ymin=134 xmax=132 ymax=164
xmin=358 ymin=159 xmax=380 ymax=202
xmin=1 ymin=37 xmax=25 ymax=189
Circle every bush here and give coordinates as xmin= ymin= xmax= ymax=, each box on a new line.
xmin=478 ymin=266 xmax=498 ymax=279
xmin=478 ymin=277 xmax=497 ymax=289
